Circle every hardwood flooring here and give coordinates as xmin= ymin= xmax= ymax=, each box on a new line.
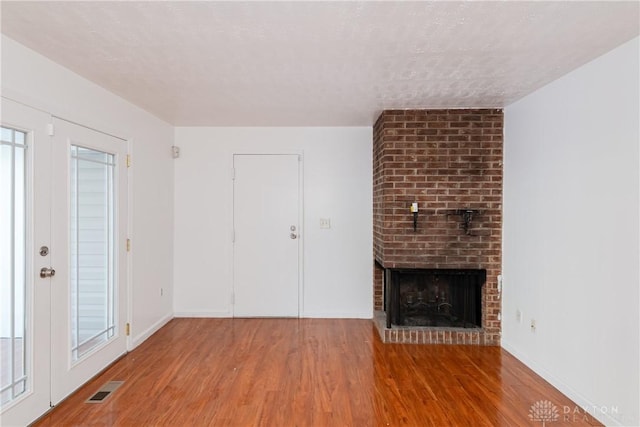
xmin=33 ymin=319 xmax=602 ymax=426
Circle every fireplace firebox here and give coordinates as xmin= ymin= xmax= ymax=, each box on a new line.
xmin=385 ymin=269 xmax=486 ymax=329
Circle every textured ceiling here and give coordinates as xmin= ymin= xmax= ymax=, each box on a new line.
xmin=1 ymin=1 xmax=638 ymax=126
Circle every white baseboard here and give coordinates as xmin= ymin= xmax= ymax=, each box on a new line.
xmin=501 ymin=341 xmax=629 ymax=427
xmin=173 ymin=310 xmax=232 ymax=318
xmin=130 ymin=312 xmax=173 ymax=350
xmin=301 ymin=312 xmax=372 ymax=319
xmin=172 ymin=311 xmax=372 ymax=319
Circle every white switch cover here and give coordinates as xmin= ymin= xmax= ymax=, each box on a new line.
xmin=319 ymin=218 xmax=331 ymax=229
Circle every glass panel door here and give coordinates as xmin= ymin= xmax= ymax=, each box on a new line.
xmin=0 ymin=98 xmax=52 ymax=427
xmin=0 ymin=101 xmax=128 ymax=424
xmin=0 ymin=97 xmax=128 ymax=425
xmin=50 ymin=118 xmax=128 ymax=405
xmin=0 ymin=126 xmax=28 ymax=405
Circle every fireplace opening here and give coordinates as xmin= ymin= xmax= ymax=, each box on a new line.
xmin=385 ymin=269 xmax=486 ymax=329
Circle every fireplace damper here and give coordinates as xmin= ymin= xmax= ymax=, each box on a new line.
xmin=385 ymin=269 xmax=485 ymax=329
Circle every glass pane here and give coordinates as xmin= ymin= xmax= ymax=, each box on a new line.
xmin=70 ymin=145 xmax=116 ymax=361
xmin=13 ymin=144 xmax=26 ymax=384
xmin=0 ymin=127 xmax=12 ymax=143
xmin=0 ymin=126 xmax=28 ymax=407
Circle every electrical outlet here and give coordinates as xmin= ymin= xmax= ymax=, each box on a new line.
xmin=516 ymin=309 xmax=522 ymax=323
xmin=530 ymin=319 xmax=536 ymax=332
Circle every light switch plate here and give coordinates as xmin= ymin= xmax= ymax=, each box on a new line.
xmin=319 ymin=218 xmax=331 ymax=229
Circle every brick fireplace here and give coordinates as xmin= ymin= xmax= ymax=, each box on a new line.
xmin=372 ymin=109 xmax=503 ymax=345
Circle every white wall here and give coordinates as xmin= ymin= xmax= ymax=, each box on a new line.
xmin=1 ymin=36 xmax=175 ymax=347
xmin=173 ymin=127 xmax=372 ymax=318
xmin=503 ymin=37 xmax=639 ymax=426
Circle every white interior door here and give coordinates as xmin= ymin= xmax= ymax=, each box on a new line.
xmin=233 ymin=154 xmax=301 ymax=317
xmin=0 ymin=99 xmax=52 ymax=426
xmin=49 ymin=118 xmax=128 ymax=404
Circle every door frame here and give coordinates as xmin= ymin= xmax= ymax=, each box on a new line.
xmin=230 ymin=151 xmax=304 ymax=317
xmin=126 ymin=139 xmax=133 ymax=352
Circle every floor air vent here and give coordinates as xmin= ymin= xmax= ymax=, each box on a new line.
xmin=86 ymin=381 xmax=124 ymax=403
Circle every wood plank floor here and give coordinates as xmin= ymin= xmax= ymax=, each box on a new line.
xmin=33 ymin=319 xmax=602 ymax=426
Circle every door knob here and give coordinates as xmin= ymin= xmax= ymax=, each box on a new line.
xmin=290 ymin=233 xmax=297 ymax=240
xmin=40 ymin=267 xmax=56 ymax=278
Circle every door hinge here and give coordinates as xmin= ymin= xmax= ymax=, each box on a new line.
xmin=125 ymin=323 xmax=130 ymax=336
xmin=126 ymin=238 xmax=131 ymax=252
xmin=126 ymin=154 xmax=131 ymax=168
xmin=231 ymin=167 xmax=235 ymax=180
xmin=47 ymin=123 xmax=54 ymax=136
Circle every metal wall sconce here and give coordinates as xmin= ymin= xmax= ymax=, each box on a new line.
xmin=447 ymin=209 xmax=483 ymax=235
xmin=410 ymin=202 xmax=419 ymax=231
